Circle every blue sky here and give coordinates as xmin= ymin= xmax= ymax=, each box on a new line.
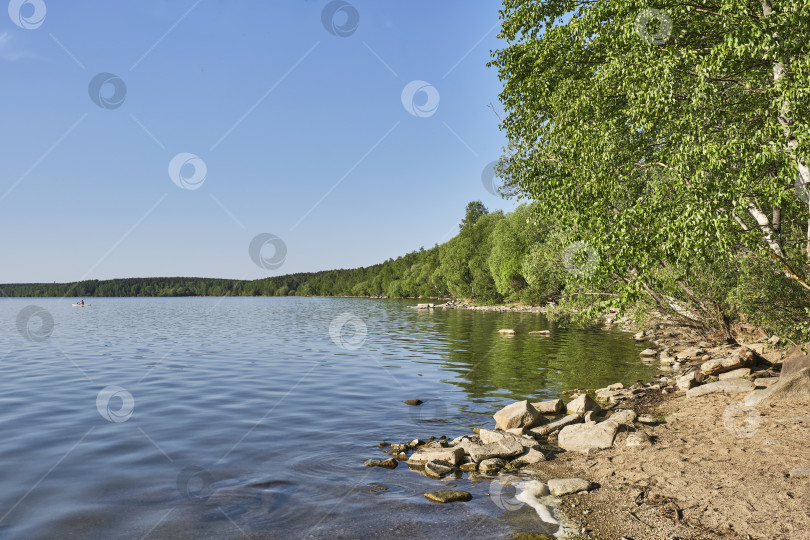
xmin=1 ymin=0 xmax=513 ymax=283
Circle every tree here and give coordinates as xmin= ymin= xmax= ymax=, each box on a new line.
xmin=490 ymin=0 xmax=810 ymax=332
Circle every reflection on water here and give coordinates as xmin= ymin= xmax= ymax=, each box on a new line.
xmin=0 ymin=297 xmax=653 ymax=539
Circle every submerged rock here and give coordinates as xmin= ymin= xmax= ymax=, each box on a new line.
xmin=424 ymin=489 xmax=472 ymax=503
xmin=366 ymin=458 xmax=398 ymax=469
xmin=403 ymin=399 xmax=423 ymax=406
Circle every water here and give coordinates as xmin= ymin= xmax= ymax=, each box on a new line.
xmin=0 ymin=297 xmax=655 ymax=539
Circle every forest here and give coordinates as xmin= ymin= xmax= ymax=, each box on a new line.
xmin=0 ymin=201 xmax=558 ymax=305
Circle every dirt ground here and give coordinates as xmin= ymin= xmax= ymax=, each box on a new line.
xmin=528 ymin=391 xmax=810 ymax=539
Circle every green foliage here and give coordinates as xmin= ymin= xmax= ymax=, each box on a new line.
xmin=489 ymin=0 xmax=810 ymax=338
xmin=1 ymin=203 xmax=563 ymax=305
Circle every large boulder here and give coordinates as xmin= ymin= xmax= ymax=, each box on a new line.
xmin=686 ymin=379 xmax=754 ymax=398
xmin=493 ymin=400 xmax=544 ymax=430
xmin=531 ymin=399 xmax=565 ymax=414
xmin=557 ymin=420 xmax=619 ymax=452
xmin=566 ymin=394 xmax=601 ymax=415
xmin=408 ymin=446 xmax=464 ymax=466
xmin=744 ymin=367 xmax=810 ymax=406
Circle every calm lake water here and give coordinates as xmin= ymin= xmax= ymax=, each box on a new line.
xmin=0 ymin=297 xmax=655 ymax=539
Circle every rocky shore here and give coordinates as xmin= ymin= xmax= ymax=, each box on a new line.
xmin=368 ymin=318 xmax=810 ymax=539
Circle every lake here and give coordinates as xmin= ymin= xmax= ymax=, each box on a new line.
xmin=0 ymin=297 xmax=655 ymax=539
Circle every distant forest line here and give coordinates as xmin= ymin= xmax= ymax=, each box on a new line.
xmin=0 ymin=202 xmax=556 ymax=304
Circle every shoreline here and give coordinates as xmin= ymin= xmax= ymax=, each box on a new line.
xmin=378 ymin=313 xmax=810 ymax=539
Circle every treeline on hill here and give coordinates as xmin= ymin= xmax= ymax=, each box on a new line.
xmin=0 ymin=201 xmax=566 ymax=305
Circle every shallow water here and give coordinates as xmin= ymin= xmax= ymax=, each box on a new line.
xmin=0 ymin=297 xmax=655 ymax=539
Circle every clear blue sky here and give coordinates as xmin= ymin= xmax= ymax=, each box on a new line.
xmin=1 ymin=0 xmax=513 ymax=283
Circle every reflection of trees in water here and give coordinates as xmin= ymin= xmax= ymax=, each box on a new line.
xmin=434 ymin=309 xmax=655 ymax=402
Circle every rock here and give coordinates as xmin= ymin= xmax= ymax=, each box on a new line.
xmin=493 ymin=401 xmax=544 ymax=430
xmin=634 ymin=332 xmax=645 ymax=341
xmin=700 ymin=354 xmax=752 ymax=376
xmin=607 ymin=382 xmax=624 ymax=391
xmin=531 ymin=399 xmax=565 ymax=414
xmin=610 ymin=409 xmax=637 ymax=425
xmin=547 ymin=478 xmax=592 ymax=496
xmin=583 ymin=411 xmax=596 ymax=423
xmin=468 ymin=436 xmax=524 ymax=462
xmin=743 ymin=342 xmax=766 ymax=355
xmin=754 ymin=377 xmax=779 ymax=388
xmin=743 ymin=389 xmax=769 ymax=406
xmin=395 ymin=452 xmax=408 ymax=461
xmin=478 ymin=458 xmax=506 ymax=474
xmin=718 ymin=368 xmax=751 ymax=380
xmin=626 ymin=431 xmax=651 ymax=446
xmin=676 ymin=346 xmax=705 ymax=360
xmin=567 ymin=394 xmax=601 ymax=415
xmin=660 ymin=355 xmax=674 ymax=366
xmin=780 ymin=347 xmax=810 ymax=379
xmin=676 ymin=371 xmax=704 ymax=391
xmin=637 ymin=415 xmax=659 ymax=424
xmin=698 ymin=341 xmax=713 ymax=348
xmin=366 ymin=458 xmax=398 ymax=469
xmin=530 ymin=414 xmax=583 ymax=437
xmin=478 ymin=429 xmax=536 ymax=448
xmin=744 ymin=367 xmax=810 ymax=405
xmin=558 ymin=420 xmax=619 ymax=452
xmin=686 ymin=379 xmax=754 ymax=398
xmin=424 ymin=460 xmax=456 ymax=479
xmin=498 ymin=329 xmax=516 ymax=335
xmin=639 ymin=348 xmax=657 ymax=357
xmin=459 ymin=462 xmax=478 ymax=472
xmin=513 ymin=447 xmax=547 ymax=465
xmin=403 ymin=399 xmax=423 ymax=406
xmin=768 ymin=335 xmax=780 ymax=345
xmin=528 ymin=330 xmax=551 ymax=335
xmin=789 ymin=467 xmax=810 ymax=478
xmin=424 ymin=490 xmax=472 ymax=503
xmin=408 ymin=446 xmax=464 ymax=466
